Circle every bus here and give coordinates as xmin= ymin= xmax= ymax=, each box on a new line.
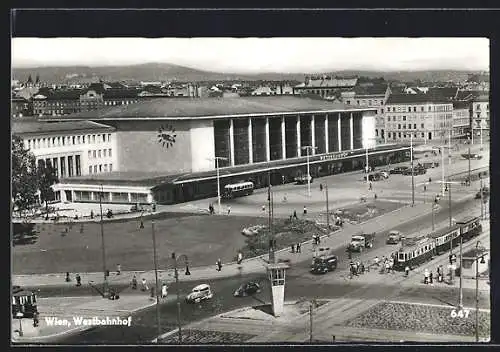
xmin=12 ymin=286 xmax=38 ymax=318
xmin=222 ymin=181 xmax=254 ymax=199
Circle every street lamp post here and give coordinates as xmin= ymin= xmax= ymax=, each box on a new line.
xmin=458 ymin=234 xmax=463 ymax=309
xmin=171 ymin=253 xmax=189 ymax=343
xmin=208 ymin=156 xmax=228 ymax=215
xmin=99 ymin=184 xmax=108 ymax=297
xmin=16 ymin=312 xmax=23 ymax=336
xmin=475 ymin=241 xmax=484 ymax=342
xmin=365 ymin=146 xmax=369 ymax=184
xmin=151 ymin=221 xmax=161 ymax=342
xmin=441 ymin=146 xmax=445 ymax=196
xmin=301 ymin=146 xmax=317 ymax=197
xmin=268 ymin=171 xmax=275 ymax=264
xmin=432 ymin=203 xmax=435 ymax=231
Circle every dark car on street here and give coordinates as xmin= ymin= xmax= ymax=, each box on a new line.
xmin=386 ymin=230 xmax=403 ymax=244
xmin=390 ymin=166 xmax=409 ymax=174
xmin=364 ymin=173 xmax=383 ymax=181
xmin=233 ymin=281 xmax=261 ymax=297
xmin=311 ymin=254 xmax=338 ymax=274
xmin=403 ymin=166 xmax=426 ymax=175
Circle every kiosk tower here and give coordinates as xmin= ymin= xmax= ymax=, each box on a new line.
xmin=267 ymin=262 xmax=289 ymax=317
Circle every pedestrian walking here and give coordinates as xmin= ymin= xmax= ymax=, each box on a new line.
xmin=369 ymin=182 xmax=373 ymax=191
xmin=291 ymin=244 xmax=295 ymax=253
xmin=429 ymin=177 xmax=432 ymax=183
xmin=374 ymin=193 xmax=378 ymax=200
xmin=320 ymin=183 xmax=323 ymax=191
xmin=237 ymin=251 xmax=243 ymax=264
xmin=360 ymin=262 xmax=365 ymax=274
xmin=227 ymin=206 xmax=231 ymax=215
xmin=150 ymin=286 xmax=156 ymax=299
xmin=405 ymin=265 xmax=410 ymax=277
xmin=282 ymin=175 xmax=285 ymax=184
xmin=132 ymin=275 xmax=138 ymax=290
xmin=429 ymin=271 xmax=434 ymax=285
xmin=216 ymin=258 xmax=222 ymax=272
xmin=296 ymin=243 xmax=301 ymax=253
xmin=423 ymin=185 xmax=427 ymax=192
xmin=141 ymin=278 xmax=148 ymax=291
xmin=161 ymin=283 xmax=168 ymax=298
xmin=76 ymin=274 xmax=81 ymax=287
xmin=374 ymin=256 xmax=380 ymax=267
xmin=424 ymin=269 xmax=430 ymax=284
xmin=262 ymin=204 xmax=266 ymax=212
xmin=33 ymin=311 xmax=40 ymax=327
xmin=384 ymin=261 xmax=390 ymax=274
xmin=65 ymin=272 xmax=71 ymax=282
xmin=116 ymin=264 xmax=121 ymax=275
xmin=90 ymin=210 xmax=94 ymax=219
xmin=293 ymin=210 xmax=298 ymax=219
xmin=303 ymin=205 xmax=307 ymax=215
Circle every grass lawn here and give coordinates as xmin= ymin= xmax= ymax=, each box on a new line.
xmin=12 ymin=215 xmax=267 ymax=275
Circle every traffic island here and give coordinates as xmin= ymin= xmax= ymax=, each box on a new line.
xmin=343 ymin=301 xmax=491 ymax=341
xmin=158 ymin=330 xmax=257 ymax=344
xmin=335 ymin=200 xmax=405 ymax=225
xmin=237 ymin=219 xmax=339 ymax=260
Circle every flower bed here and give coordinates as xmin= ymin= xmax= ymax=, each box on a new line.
xmin=237 ymin=219 xmax=338 ymax=260
xmin=345 ymin=302 xmax=490 ymax=337
xmin=159 ymin=329 xmax=256 ymax=343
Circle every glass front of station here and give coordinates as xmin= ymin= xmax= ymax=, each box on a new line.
xmin=152 ymin=144 xmax=410 ymax=205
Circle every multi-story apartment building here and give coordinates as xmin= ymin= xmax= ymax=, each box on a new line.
xmin=12 ymin=120 xmax=117 ymax=185
xmin=341 ymin=83 xmax=391 ymax=143
xmin=471 ymin=94 xmax=489 ymax=143
xmin=384 ymin=94 xmax=453 ymax=143
xmin=452 ymin=101 xmax=471 ymax=139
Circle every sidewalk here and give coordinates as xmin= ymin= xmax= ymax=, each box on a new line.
xmin=12 ymin=293 xmax=156 ymax=343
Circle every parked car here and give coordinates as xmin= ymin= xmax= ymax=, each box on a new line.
xmin=295 ymin=174 xmax=313 ymax=184
xmin=233 ymin=281 xmax=261 ymax=297
xmin=185 ymin=284 xmax=213 ymax=303
xmin=390 ymin=166 xmax=409 ymax=174
xmin=379 ymin=171 xmax=390 ymax=179
xmin=462 ymin=153 xmax=482 ymax=160
xmin=386 ymin=230 xmax=403 ymax=244
xmin=364 ymin=173 xmax=382 ymax=181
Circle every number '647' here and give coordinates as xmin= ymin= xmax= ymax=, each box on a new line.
xmin=450 ymin=309 xmax=470 ymax=318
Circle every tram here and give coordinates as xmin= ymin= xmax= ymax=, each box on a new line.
xmin=12 ymin=286 xmax=38 ymax=318
xmin=393 ymin=216 xmax=482 ymax=271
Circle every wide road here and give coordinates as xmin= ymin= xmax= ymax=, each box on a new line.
xmin=49 ymin=196 xmax=487 ymax=344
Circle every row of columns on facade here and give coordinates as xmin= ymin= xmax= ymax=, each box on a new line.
xmin=40 ymin=155 xmax=80 ymax=178
xmin=227 ymin=113 xmax=360 ymax=166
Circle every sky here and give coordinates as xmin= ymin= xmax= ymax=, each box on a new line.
xmin=11 ymin=38 xmax=489 ymax=73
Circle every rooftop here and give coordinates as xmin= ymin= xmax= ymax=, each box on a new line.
xmin=40 ymin=96 xmax=372 ymax=121
xmin=353 ymin=84 xmax=389 ymax=96
xmin=386 ymin=94 xmax=453 ymax=105
xmin=12 ymin=120 xmax=115 ymax=135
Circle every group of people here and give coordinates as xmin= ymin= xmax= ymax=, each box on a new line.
xmin=290 ymin=243 xmax=302 ymax=253
xmin=131 ymin=276 xmax=169 ymax=299
xmin=373 ymin=255 xmax=396 ymax=274
xmin=423 ymin=265 xmax=445 ymax=285
xmin=312 ymin=234 xmax=321 ymax=245
xmin=349 ymin=261 xmax=366 ymax=277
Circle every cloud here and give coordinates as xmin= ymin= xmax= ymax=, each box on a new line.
xmin=11 ymin=37 xmax=489 ymax=72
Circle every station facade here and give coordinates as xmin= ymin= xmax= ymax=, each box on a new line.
xmin=43 ymin=96 xmax=411 ymax=205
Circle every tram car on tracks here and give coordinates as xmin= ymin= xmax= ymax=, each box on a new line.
xmin=12 ymin=286 xmax=38 ymax=318
xmin=393 ymin=216 xmax=482 ymax=271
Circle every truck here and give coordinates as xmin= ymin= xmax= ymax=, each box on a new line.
xmin=347 ymin=233 xmax=375 ymax=252
xmin=311 ymin=247 xmax=337 ymax=274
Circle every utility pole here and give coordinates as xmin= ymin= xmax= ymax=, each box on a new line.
xmin=441 ymin=146 xmax=445 ymax=196
xmin=480 ymin=178 xmax=484 ymax=220
xmin=309 ymin=302 xmax=314 ymax=343
xmin=449 ymin=182 xmax=452 ymax=227
xmin=432 ymin=203 xmax=435 ymax=231
xmin=365 ymin=145 xmax=369 ymax=184
xmin=301 ymin=146 xmax=316 ymax=197
xmin=152 ymin=221 xmax=161 ymax=342
xmin=268 ymin=171 xmax=275 ymax=263
xmin=458 ymin=235 xmax=463 ymax=309
xmin=475 ymin=241 xmax=482 ymax=342
xmin=208 ymin=156 xmax=228 ymax=215
xmin=99 ymin=184 xmax=108 ymax=297
xmin=325 ymin=183 xmax=330 ymax=232
xmin=468 ymin=146 xmax=471 ymax=186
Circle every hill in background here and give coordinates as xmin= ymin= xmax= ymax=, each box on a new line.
xmin=12 ymin=62 xmax=487 ymax=85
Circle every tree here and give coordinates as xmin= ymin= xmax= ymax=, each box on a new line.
xmin=12 ymin=136 xmax=38 ymax=218
xmin=37 ymin=159 xmax=59 ymax=217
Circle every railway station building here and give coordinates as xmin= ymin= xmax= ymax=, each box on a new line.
xmin=39 ymin=96 xmax=411 ymax=204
